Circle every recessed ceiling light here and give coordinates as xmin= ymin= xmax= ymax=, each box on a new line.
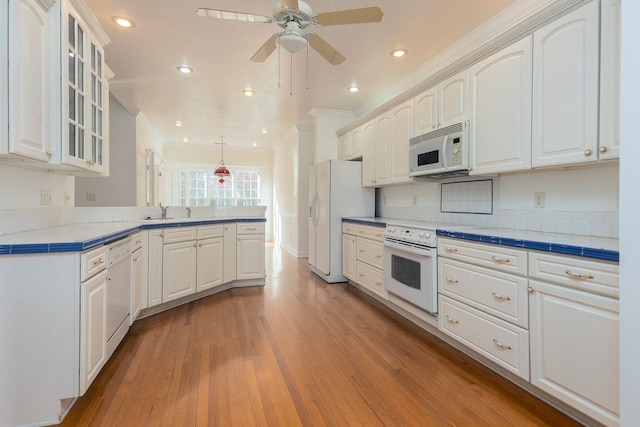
xmin=252 ymin=142 xmax=257 ymax=147
xmin=175 ymin=121 xmax=182 ymax=127
xmin=261 ymin=128 xmax=267 ymax=134
xmin=348 ymin=85 xmax=360 ymax=93
xmin=183 ymin=137 xmax=188 ymax=143
xmin=391 ymin=49 xmax=408 ymax=58
xmin=177 ymin=65 xmax=193 ymax=74
xmin=242 ymin=88 xmax=255 ymax=96
xmin=111 ymin=16 xmax=135 ymax=28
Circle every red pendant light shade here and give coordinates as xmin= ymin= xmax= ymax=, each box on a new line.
xmin=215 ymin=136 xmax=230 ymax=183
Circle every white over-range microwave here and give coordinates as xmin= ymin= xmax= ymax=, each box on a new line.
xmin=409 ymin=121 xmax=470 ymax=178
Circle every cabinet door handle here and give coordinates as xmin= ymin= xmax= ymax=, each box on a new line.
xmin=584 ymin=149 xmax=592 ymax=156
xmin=444 ymin=247 xmax=458 ymax=253
xmin=492 ymin=339 xmax=512 ymax=350
xmin=599 ymin=146 xmax=608 ymax=153
xmin=564 ymin=269 xmax=594 ymax=280
xmin=491 ymin=292 xmax=511 ymax=301
xmin=445 ymin=277 xmax=458 ymax=283
xmin=107 ymin=276 xmax=112 ymax=281
xmin=528 ymin=287 xmax=534 ymax=294
xmin=491 ymin=256 xmax=510 ymax=264
xmin=445 ymin=315 xmax=458 ymax=324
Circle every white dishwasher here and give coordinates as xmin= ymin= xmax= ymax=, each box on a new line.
xmin=106 ymin=238 xmax=132 ymax=357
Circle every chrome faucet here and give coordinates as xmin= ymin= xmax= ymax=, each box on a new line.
xmin=186 ymin=207 xmax=192 ymax=218
xmin=160 ymin=204 xmax=170 ymax=219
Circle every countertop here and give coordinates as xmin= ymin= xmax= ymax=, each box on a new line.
xmin=343 ymin=217 xmax=619 ymax=262
xmin=0 ymin=217 xmax=267 ymax=255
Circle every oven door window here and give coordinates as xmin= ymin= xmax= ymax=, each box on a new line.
xmin=391 ymin=254 xmax=421 ymax=290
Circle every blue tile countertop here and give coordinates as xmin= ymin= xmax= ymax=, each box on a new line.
xmin=437 ymin=227 xmax=619 ymax=262
xmin=342 ymin=217 xmax=388 ymax=227
xmin=0 ymin=218 xmax=266 ymax=255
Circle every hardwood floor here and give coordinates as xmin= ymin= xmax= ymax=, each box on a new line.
xmin=62 ymin=244 xmax=580 ymax=426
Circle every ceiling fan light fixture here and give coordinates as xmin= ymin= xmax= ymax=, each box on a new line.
xmin=391 ymin=48 xmax=408 ymax=58
xmin=277 ymin=33 xmax=308 ymax=54
xmin=177 ymin=65 xmax=193 ymax=74
xmin=111 ymin=16 xmax=135 ymax=28
xmin=242 ymin=88 xmax=255 ymax=96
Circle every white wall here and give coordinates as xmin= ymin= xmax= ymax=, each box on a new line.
xmin=297 ymin=127 xmax=314 ymax=256
xmin=619 ymin=1 xmax=640 ymax=424
xmin=162 ymin=143 xmax=274 ymax=242
xmin=378 ymin=164 xmax=619 ymax=237
xmin=0 ymin=165 xmax=74 ymax=209
xmin=75 ymin=94 xmax=137 ymax=206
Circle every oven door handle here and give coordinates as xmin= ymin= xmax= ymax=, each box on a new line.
xmin=384 ymin=240 xmax=435 ymax=257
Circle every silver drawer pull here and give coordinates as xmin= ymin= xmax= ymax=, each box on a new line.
xmin=135 ymin=240 xmax=142 ymax=244
xmin=92 ymin=258 xmax=104 ymax=267
xmin=359 ymin=230 xmax=365 ymax=233
xmin=375 ymin=255 xmax=382 ymax=258
xmin=376 ymin=233 xmax=382 ymax=237
xmin=444 ymin=247 xmax=458 ymax=253
xmin=493 ymin=339 xmax=512 ymax=350
xmin=491 ymin=256 xmax=510 ymax=263
xmin=445 ymin=277 xmax=458 ymax=284
xmin=564 ymin=269 xmax=594 ymax=280
xmin=245 ymin=227 xmax=257 ymax=231
xmin=359 ymin=249 xmax=365 ymax=253
xmin=375 ymin=281 xmax=382 ymax=286
xmin=491 ymin=292 xmax=511 ymax=301
xmin=445 ymin=315 xmax=459 ymax=324
xmin=359 ymin=274 xmax=365 ymax=277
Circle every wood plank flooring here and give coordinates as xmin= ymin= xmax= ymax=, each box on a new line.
xmin=61 ymin=244 xmax=580 ymax=426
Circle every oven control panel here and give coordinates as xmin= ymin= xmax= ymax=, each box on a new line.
xmin=384 ymin=225 xmax=436 ymax=247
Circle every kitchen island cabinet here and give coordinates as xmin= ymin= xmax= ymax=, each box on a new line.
xmin=236 ymin=222 xmax=266 ymax=280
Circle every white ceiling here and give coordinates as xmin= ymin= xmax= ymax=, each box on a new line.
xmin=83 ymin=0 xmax=516 ymax=148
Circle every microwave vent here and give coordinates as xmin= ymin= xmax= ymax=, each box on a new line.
xmin=410 ymin=121 xmax=465 ymax=147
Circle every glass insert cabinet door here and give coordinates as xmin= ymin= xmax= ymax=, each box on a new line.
xmin=64 ymin=7 xmax=106 ymax=172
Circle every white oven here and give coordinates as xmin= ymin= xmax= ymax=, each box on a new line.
xmin=383 ymin=225 xmax=438 ymax=314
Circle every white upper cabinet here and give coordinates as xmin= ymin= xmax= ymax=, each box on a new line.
xmin=362 ymin=119 xmax=376 ymax=186
xmin=338 ymin=133 xmax=351 ymax=160
xmin=62 ymin=2 xmax=109 ymax=175
xmin=469 ymin=36 xmax=533 ymax=175
xmin=338 ymin=126 xmax=363 ymax=161
xmin=6 ymin=0 xmax=55 ymax=162
xmin=414 ymin=86 xmax=438 ymax=135
xmin=531 ymin=1 xmax=599 ymax=168
xmin=375 ymin=112 xmax=391 ymax=185
xmin=599 ymin=0 xmax=621 ymax=160
xmin=415 ymin=69 xmax=469 ymax=136
xmin=390 ymin=99 xmax=414 ymax=184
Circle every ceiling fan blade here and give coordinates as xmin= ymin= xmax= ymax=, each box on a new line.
xmin=315 ymin=7 xmax=383 ymax=26
xmin=306 ymin=33 xmax=345 ymax=65
xmin=196 ymin=8 xmax=273 ymax=23
xmin=250 ymin=33 xmax=280 ymax=62
xmin=280 ymin=0 xmax=299 ymax=11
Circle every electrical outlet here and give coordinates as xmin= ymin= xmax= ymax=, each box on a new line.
xmin=47 ymin=191 xmax=52 ymax=205
xmin=534 ymin=192 xmax=545 ymax=208
xmin=40 ymin=190 xmax=48 ymax=206
xmin=64 ymin=192 xmax=71 ymax=206
xmin=412 ymin=195 xmax=417 ymax=206
xmin=86 ymin=193 xmax=96 ymax=202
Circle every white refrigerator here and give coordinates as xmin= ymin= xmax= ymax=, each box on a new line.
xmin=308 ymin=160 xmax=375 ymax=283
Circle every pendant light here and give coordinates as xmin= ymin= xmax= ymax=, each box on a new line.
xmin=214 ymin=136 xmax=230 ymax=184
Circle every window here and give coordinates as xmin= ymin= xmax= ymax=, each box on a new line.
xmin=176 ymin=166 xmax=261 ymax=207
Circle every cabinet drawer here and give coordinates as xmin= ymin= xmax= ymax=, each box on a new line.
xmin=356 ymin=224 xmax=385 ymax=241
xmin=131 ymin=232 xmax=143 ymax=252
xmin=81 ymin=246 xmax=107 ymax=281
xmin=237 ymin=222 xmax=265 ymax=235
xmin=356 ymin=260 xmax=385 ymax=297
xmin=439 ymin=258 xmax=529 ymax=328
xmin=342 ymin=223 xmax=358 ymax=235
xmin=197 ymin=224 xmax=223 ymax=240
xmin=163 ymin=227 xmax=197 ymax=244
xmin=438 ymin=238 xmax=527 ymax=275
xmin=356 ymin=238 xmax=384 ymax=269
xmin=529 ymin=252 xmax=619 ymax=298
xmin=439 ymin=296 xmax=530 ymax=380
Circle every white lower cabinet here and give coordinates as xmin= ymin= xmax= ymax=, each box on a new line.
xmin=224 ymin=224 xmax=237 ymax=283
xmin=342 ymin=223 xmax=385 ymax=298
xmin=439 ymin=296 xmax=530 ymax=380
xmin=439 ymin=237 xmax=620 ymax=426
xmin=147 ymin=229 xmax=164 ymax=308
xmin=162 ymin=239 xmax=198 ymax=302
xmin=529 ymin=279 xmax=619 ymax=426
xmin=342 ymin=233 xmax=356 ymax=281
xmin=79 ymin=268 xmax=108 ymax=395
xmin=197 ymin=236 xmax=224 ymax=291
xmin=130 ymin=247 xmax=142 ymax=324
xmin=237 ymin=234 xmax=265 ymax=280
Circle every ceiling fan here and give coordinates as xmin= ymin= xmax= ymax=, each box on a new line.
xmin=196 ymin=1 xmax=383 ymax=66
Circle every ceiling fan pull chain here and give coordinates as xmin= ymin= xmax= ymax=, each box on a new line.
xmin=278 ymin=36 xmax=281 ymax=89
xmin=290 ymin=53 xmax=294 ymax=96
xmin=306 ymin=40 xmax=309 ymax=90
